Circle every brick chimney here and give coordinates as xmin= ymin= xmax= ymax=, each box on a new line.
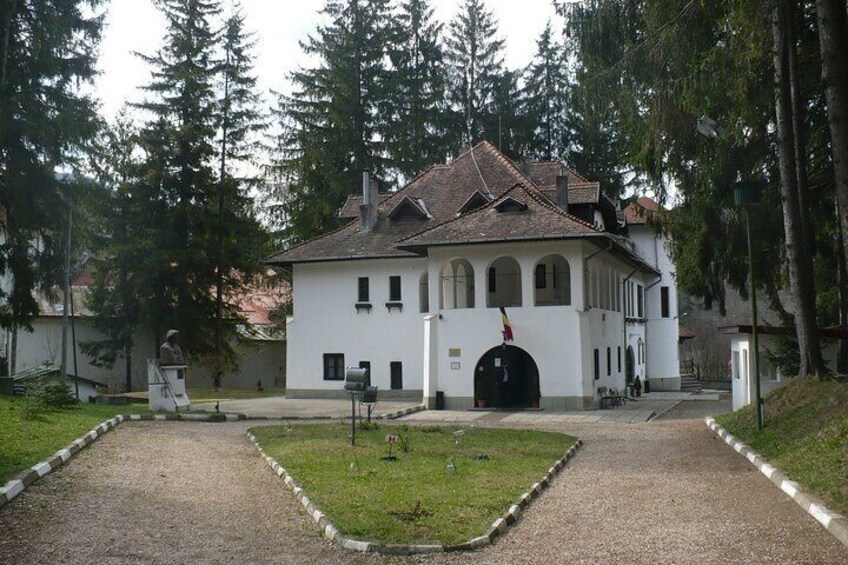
xmin=556 ymin=174 xmax=569 ymax=210
xmin=359 ymin=171 xmax=379 ymax=232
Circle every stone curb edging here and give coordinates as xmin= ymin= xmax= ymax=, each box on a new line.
xmin=705 ymin=417 xmax=848 ymax=549
xmin=0 ymin=412 xmax=246 ymax=510
xmin=378 ymin=404 xmax=426 ymax=420
xmin=233 ymin=405 xmax=426 ymax=422
xmin=247 ymin=429 xmax=582 ymax=555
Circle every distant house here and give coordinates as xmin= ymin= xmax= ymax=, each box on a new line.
xmin=721 ymin=325 xmax=847 ymax=410
xmin=268 ymin=142 xmax=681 ymax=410
xmin=9 ymin=272 xmax=288 ymax=391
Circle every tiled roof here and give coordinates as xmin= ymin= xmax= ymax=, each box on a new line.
xmin=268 ymin=141 xmax=533 ymax=265
xmin=338 ymin=193 xmax=394 ymax=219
xmin=267 ymin=142 xmax=652 ymax=271
xmin=398 ymin=183 xmax=601 ymax=250
xmin=625 ymin=196 xmax=661 ymax=225
xmin=525 ymin=161 xmax=591 ymax=187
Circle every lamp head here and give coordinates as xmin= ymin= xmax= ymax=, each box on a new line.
xmin=696 ymin=116 xmax=723 ymax=140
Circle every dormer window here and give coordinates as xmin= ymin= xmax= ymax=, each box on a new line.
xmin=494 ymin=197 xmax=528 ymax=213
xmin=388 ymin=196 xmax=430 ymax=221
xmin=457 ymin=190 xmax=493 ymax=214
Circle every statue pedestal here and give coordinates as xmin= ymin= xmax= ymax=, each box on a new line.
xmin=148 ymin=360 xmax=191 ymax=412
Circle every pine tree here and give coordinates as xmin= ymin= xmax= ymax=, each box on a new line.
xmin=269 ymin=0 xmax=393 ymax=245
xmin=0 ymin=1 xmax=104 ymax=340
xmin=385 ymin=0 xmax=448 ymax=180
xmin=520 ymin=22 xmax=569 ymax=161
xmin=444 ymin=0 xmax=506 ymax=149
xmin=81 ymin=116 xmax=152 ymax=392
xmin=134 ymin=0 xmax=222 ymax=356
xmin=211 ymin=2 xmax=269 ymax=385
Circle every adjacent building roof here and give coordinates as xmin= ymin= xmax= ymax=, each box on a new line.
xmin=625 ymin=196 xmax=661 ymax=225
xmin=267 ymin=141 xmax=658 ymax=273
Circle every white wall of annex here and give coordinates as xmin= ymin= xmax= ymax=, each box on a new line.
xmin=630 ymin=226 xmax=680 ymax=379
xmin=287 ymin=257 xmax=428 ymax=391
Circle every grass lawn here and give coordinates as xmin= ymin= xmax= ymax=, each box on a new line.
xmin=250 ymin=423 xmax=576 ymax=545
xmin=0 ymin=396 xmax=126 ymax=483
xmin=716 ymin=378 xmax=848 ymax=516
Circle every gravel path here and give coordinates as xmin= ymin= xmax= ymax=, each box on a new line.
xmin=2 ymin=416 xmax=846 ymax=564
xmin=0 ymin=421 xmax=381 ymax=565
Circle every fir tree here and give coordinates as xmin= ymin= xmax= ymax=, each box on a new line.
xmin=385 ymin=0 xmax=448 ymax=180
xmin=211 ymin=2 xmax=269 ymax=385
xmin=444 ymin=0 xmax=506 ymax=149
xmin=520 ymin=22 xmax=570 ymax=161
xmin=270 ymin=0 xmax=393 ymax=245
xmin=133 ymin=0 xmax=222 ymax=356
xmin=0 ymin=1 xmax=104 ymax=343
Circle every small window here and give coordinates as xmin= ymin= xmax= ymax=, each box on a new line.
xmin=389 ymin=276 xmax=402 ymax=302
xmin=607 ymin=347 xmax=611 ymax=376
xmin=323 ymin=354 xmax=344 ymax=381
xmin=488 ymin=267 xmax=497 ymax=293
xmin=593 ymin=349 xmax=600 ymax=380
xmin=637 ymin=284 xmax=644 ymax=318
xmin=617 ymin=346 xmax=622 ymax=372
xmin=661 ymin=286 xmax=670 ymax=318
xmin=535 ymin=263 xmax=547 ymax=289
xmin=419 ymin=272 xmax=429 ymax=313
xmin=358 ymin=361 xmax=371 ymax=386
xmin=358 ymin=277 xmax=369 ymax=303
xmin=390 ymin=361 xmax=403 ymax=390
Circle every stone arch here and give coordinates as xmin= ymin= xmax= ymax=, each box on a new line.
xmin=534 ymin=254 xmax=571 ymax=306
xmin=440 ymin=258 xmax=475 ymax=309
xmin=486 ymin=256 xmax=522 ymax=308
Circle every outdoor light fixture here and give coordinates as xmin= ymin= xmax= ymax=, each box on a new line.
xmin=696 ymin=116 xmax=764 ymax=430
xmin=696 ymin=115 xmax=723 ymax=141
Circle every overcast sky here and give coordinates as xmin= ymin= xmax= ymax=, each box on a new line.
xmin=94 ymin=0 xmax=565 ymax=120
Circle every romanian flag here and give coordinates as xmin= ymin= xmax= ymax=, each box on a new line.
xmin=500 ymin=306 xmax=514 ymax=342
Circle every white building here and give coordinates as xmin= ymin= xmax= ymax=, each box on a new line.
xmin=723 ymin=325 xmax=843 ymax=411
xmin=270 ymin=142 xmax=680 ymax=410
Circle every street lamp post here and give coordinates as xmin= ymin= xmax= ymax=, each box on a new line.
xmin=735 ymin=181 xmax=764 ymax=431
xmin=697 ymin=117 xmax=764 ymax=430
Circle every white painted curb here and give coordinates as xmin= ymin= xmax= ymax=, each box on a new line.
xmin=705 ymin=417 xmax=848 ymax=549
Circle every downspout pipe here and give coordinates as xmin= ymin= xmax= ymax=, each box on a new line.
xmin=622 ymin=269 xmax=638 ymax=384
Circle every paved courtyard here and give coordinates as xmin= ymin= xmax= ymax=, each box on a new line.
xmin=2 ymin=393 xmax=846 ymax=564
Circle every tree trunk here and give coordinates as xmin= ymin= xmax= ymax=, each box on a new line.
xmin=837 ymin=197 xmax=848 ymax=372
xmin=773 ymin=0 xmax=826 ymax=378
xmin=816 ymin=0 xmax=848 ymax=331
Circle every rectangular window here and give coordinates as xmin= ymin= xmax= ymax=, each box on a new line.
xmin=358 ymin=277 xmax=369 ymax=303
xmin=606 ymin=347 xmax=611 ymax=376
xmin=390 ymin=361 xmax=403 ymax=390
xmin=488 ymin=267 xmax=496 ymax=292
xmin=389 ymin=275 xmax=402 ymax=301
xmin=661 ymin=286 xmax=670 ymax=318
xmin=419 ymin=274 xmax=429 ymax=313
xmin=358 ymin=361 xmax=371 ymax=386
xmin=323 ymin=353 xmax=344 ymax=381
xmin=637 ymin=284 xmax=644 ymax=318
xmin=615 ymin=273 xmax=621 ymax=312
xmin=535 ymin=263 xmax=547 ymax=289
xmin=617 ymin=346 xmax=622 ymax=372
xmin=593 ymin=349 xmax=600 ymax=380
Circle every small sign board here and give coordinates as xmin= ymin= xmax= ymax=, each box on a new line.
xmin=386 ymin=435 xmax=398 ymax=444
xmin=448 ymin=348 xmax=462 ymax=358
xmin=450 ymin=362 xmax=461 ymax=370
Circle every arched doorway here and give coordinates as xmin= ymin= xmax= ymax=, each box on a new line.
xmin=625 ymin=346 xmax=635 ymax=384
xmin=474 ymin=345 xmax=540 ymax=409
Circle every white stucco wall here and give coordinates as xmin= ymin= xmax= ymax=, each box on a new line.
xmin=286 ymin=257 xmax=428 ymax=396
xmin=732 ymin=333 xmax=840 ymax=410
xmin=629 ymin=226 xmax=680 ymax=387
xmin=14 ymin=317 xmax=283 ymax=392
